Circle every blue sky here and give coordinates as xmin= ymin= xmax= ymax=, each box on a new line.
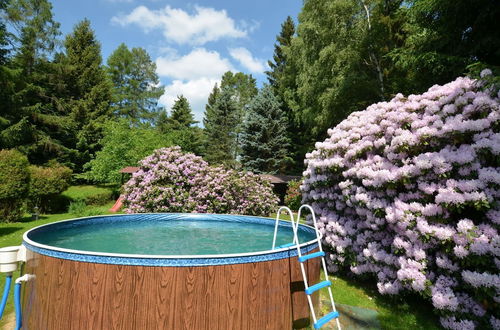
xmin=51 ymin=0 xmax=302 ymax=121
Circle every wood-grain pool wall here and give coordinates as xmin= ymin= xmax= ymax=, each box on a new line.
xmin=21 ymin=249 xmax=320 ymax=329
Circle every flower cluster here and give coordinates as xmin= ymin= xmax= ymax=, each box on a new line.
xmin=123 ymin=147 xmax=278 ymax=216
xmin=302 ymin=75 xmax=499 ymax=329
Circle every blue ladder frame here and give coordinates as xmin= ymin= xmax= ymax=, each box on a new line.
xmin=272 ymin=205 xmax=341 ymax=330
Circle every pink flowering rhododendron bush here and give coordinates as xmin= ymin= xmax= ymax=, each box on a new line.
xmin=302 ymin=75 xmax=499 ymax=329
xmin=123 ymin=146 xmax=278 ymax=216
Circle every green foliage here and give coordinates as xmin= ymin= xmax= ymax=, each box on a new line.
xmin=284 ymin=180 xmax=302 ymax=211
xmin=289 ymin=0 xmax=381 ymax=139
xmin=107 ymin=43 xmax=164 ymax=125
xmin=240 ymin=86 xmax=290 ymax=173
xmin=61 ymin=185 xmax=116 ymax=205
xmin=220 ymin=71 xmax=258 ymax=159
xmin=203 ymin=86 xmax=239 ymax=166
xmin=62 ymin=19 xmax=112 ymax=170
xmin=68 ymin=199 xmax=87 ymax=216
xmin=0 ymin=149 xmax=30 ymax=222
xmin=168 ymin=95 xmax=197 ymax=129
xmin=166 ymin=127 xmax=205 ymax=156
xmin=1 ymin=0 xmax=78 ymax=165
xmin=389 ymin=0 xmax=500 ymax=93
xmin=28 ymin=162 xmax=72 ymax=213
xmin=266 ymin=16 xmax=295 ymax=90
xmin=220 ymin=71 xmax=258 ymax=114
xmin=82 ymin=120 xmax=172 ymax=183
xmin=5 ymin=0 xmax=60 ymax=71
xmin=205 ymin=83 xmax=220 ymax=118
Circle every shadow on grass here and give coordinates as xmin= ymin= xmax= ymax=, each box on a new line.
xmin=337 ymin=274 xmax=440 ymax=330
xmin=18 ymin=215 xmax=48 ymax=223
xmin=0 ymin=226 xmax=23 ymax=236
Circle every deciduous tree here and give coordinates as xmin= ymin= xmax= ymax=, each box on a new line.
xmin=107 ymin=43 xmax=164 ymax=125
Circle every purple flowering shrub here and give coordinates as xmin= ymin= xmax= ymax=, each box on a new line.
xmin=123 ymin=146 xmax=278 ymax=216
xmin=302 ymin=75 xmax=499 ymax=329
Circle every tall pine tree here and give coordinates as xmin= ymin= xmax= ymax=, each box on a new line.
xmin=1 ymin=0 xmax=74 ymax=165
xmin=63 ymin=19 xmax=112 ymax=170
xmin=203 ymin=86 xmax=238 ymax=166
xmin=265 ymin=16 xmax=307 ymax=174
xmin=240 ymin=86 xmax=290 ymax=173
xmin=204 ymin=83 xmax=220 ymax=121
xmin=266 ymin=16 xmax=295 ymax=92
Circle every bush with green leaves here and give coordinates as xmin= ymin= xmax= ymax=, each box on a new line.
xmin=28 ymin=163 xmax=72 ymax=213
xmin=284 ymin=180 xmax=302 ymax=211
xmin=82 ymin=120 xmax=173 ymax=183
xmin=0 ymin=149 xmax=30 ymax=222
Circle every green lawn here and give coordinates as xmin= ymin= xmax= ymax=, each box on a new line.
xmin=61 ymin=184 xmax=116 ymax=201
xmin=1 ymin=207 xmax=440 ymax=329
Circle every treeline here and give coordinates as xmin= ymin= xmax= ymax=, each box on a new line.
xmin=268 ymin=0 xmax=499 ymax=171
xmin=1 ymin=0 xmax=499 ymax=183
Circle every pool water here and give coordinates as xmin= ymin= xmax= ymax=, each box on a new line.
xmin=28 ymin=215 xmax=316 ymax=255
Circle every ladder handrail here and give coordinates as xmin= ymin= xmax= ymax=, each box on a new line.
xmin=292 ymin=204 xmax=342 ymax=330
xmin=272 ymin=206 xmax=296 ymax=250
xmin=296 ymin=204 xmax=324 ymax=251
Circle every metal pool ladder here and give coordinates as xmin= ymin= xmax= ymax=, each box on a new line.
xmin=272 ymin=205 xmax=341 ymax=330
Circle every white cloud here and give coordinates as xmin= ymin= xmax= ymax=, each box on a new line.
xmin=112 ymin=5 xmax=246 ymax=45
xmin=159 ymin=78 xmax=219 ymax=123
xmin=229 ymin=47 xmax=266 ymax=74
xmin=156 ymin=48 xmax=233 ymax=80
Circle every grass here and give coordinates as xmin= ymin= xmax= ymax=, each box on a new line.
xmin=325 ymin=275 xmax=440 ymax=329
xmin=0 ymin=206 xmax=440 ymax=329
xmin=61 ymin=184 xmax=116 ymax=202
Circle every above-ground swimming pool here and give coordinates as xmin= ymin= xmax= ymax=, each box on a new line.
xmin=21 ymin=213 xmax=322 ymax=329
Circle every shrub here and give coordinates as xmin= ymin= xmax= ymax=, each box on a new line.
xmin=0 ymin=149 xmax=30 ymax=222
xmin=82 ymin=120 xmax=173 ymax=184
xmin=68 ymin=200 xmax=87 ymax=216
xmin=123 ymin=146 xmax=278 ymax=216
xmin=29 ymin=163 xmax=72 ymax=213
xmin=284 ymin=179 xmax=302 ymax=211
xmin=302 ymin=75 xmax=499 ymax=329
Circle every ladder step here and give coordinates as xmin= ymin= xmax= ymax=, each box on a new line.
xmin=305 ymin=280 xmax=331 ymax=295
xmin=276 ymin=242 xmax=295 ymax=249
xmin=314 ymin=311 xmax=340 ymax=329
xmin=298 ymin=251 xmax=325 ymax=262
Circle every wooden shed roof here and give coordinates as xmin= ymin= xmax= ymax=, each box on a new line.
xmin=260 ymin=174 xmax=300 ymax=184
xmin=119 ymin=166 xmax=140 ymax=174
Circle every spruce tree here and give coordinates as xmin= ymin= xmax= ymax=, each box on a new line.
xmin=1 ymin=0 xmax=73 ymax=165
xmin=203 ymin=86 xmax=238 ymax=166
xmin=266 ymin=16 xmax=295 ymax=92
xmin=63 ymin=19 xmax=112 ymax=169
xmin=240 ymin=86 xmax=290 ymax=173
xmin=169 ymin=95 xmax=197 ymax=129
xmin=265 ymin=16 xmax=306 ymax=174
xmin=204 ymin=83 xmax=220 ymax=122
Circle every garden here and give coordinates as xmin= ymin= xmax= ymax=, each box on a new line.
xmin=1 ymin=0 xmax=499 ymax=329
